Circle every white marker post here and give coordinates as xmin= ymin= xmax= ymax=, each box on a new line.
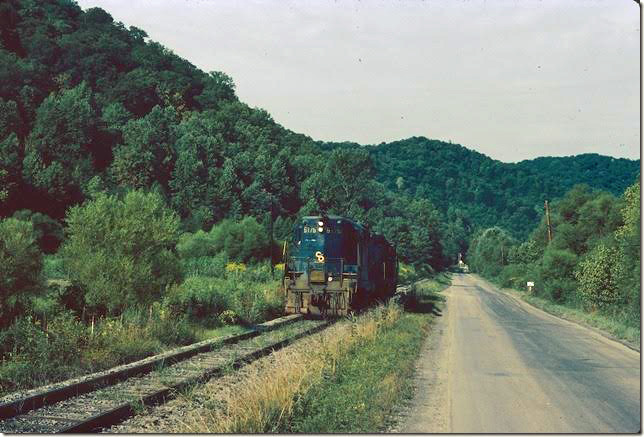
xmin=526 ymin=281 xmax=534 ymax=293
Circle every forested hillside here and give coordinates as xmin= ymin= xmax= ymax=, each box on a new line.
xmin=0 ymin=0 xmax=447 ymax=272
xmin=0 ymin=0 xmax=639 ymax=263
xmin=335 ymin=137 xmax=638 ymax=238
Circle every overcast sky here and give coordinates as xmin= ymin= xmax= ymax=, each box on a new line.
xmin=77 ymin=0 xmax=640 ymax=163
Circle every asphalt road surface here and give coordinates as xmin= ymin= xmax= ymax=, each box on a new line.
xmin=401 ymin=273 xmax=640 ymax=433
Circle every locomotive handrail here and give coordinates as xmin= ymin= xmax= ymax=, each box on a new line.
xmin=287 ymin=256 xmax=356 ymax=274
xmin=286 ymin=257 xmax=349 ymax=289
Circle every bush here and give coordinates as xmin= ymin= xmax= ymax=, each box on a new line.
xmin=0 ymin=312 xmax=86 ymax=394
xmin=43 ymin=254 xmax=67 ymax=280
xmin=0 ymin=218 xmax=44 ymax=327
xmin=0 ymin=316 xmax=48 ymax=360
xmin=12 ymin=210 xmax=64 ymax=254
xmin=574 ymin=244 xmax=621 ymax=310
xmin=151 ymin=313 xmax=195 ymax=345
xmin=210 ymin=217 xmax=271 ymax=263
xmin=537 ymin=248 xmax=578 ymax=303
xmin=398 ymin=263 xmax=418 ymax=284
xmin=227 ymin=279 xmax=284 ymax=324
xmin=46 ymin=311 xmax=87 ymax=366
xmin=181 ymin=253 xmax=228 ymax=277
xmin=177 ymin=230 xmax=218 ymax=259
xmin=87 ymin=316 xmax=162 ymax=369
xmin=60 ymin=190 xmax=182 ymax=316
xmin=177 ymin=217 xmax=272 ymax=265
xmin=164 ymin=276 xmax=230 ymax=323
xmin=497 ymin=264 xmax=528 ymax=289
xmin=165 ymin=270 xmax=283 ymax=326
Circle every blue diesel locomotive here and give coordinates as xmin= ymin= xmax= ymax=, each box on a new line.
xmin=283 ymin=215 xmax=397 ymax=316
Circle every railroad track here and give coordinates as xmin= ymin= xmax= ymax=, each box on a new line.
xmin=0 ymin=315 xmax=332 ymax=433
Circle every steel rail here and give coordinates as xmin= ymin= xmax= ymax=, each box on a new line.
xmin=0 ymin=314 xmax=302 ymax=421
xmin=60 ymin=319 xmax=332 ymax=433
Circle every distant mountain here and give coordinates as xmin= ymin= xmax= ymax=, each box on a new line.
xmin=321 ymin=137 xmax=640 ymax=238
xmin=514 ymin=154 xmax=639 ymax=197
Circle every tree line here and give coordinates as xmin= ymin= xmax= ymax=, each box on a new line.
xmin=467 ymin=180 xmax=640 ymax=330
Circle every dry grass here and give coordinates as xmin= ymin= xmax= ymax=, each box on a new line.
xmin=177 ymin=302 xmax=403 ymax=433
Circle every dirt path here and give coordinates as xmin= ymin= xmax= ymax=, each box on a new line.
xmin=399 ymin=273 xmax=640 ymax=433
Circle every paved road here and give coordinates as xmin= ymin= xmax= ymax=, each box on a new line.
xmin=401 ymin=274 xmax=640 ymax=433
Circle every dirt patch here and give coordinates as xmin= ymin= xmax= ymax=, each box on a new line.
xmin=388 ymin=290 xmax=451 ymax=433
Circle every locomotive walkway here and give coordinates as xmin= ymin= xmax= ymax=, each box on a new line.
xmin=399 ymin=273 xmax=640 ymax=433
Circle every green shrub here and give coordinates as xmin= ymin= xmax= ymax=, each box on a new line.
xmin=164 ymin=276 xmax=230 ymax=322
xmin=537 ymin=248 xmax=578 ymax=302
xmin=0 ymin=312 xmax=86 ymax=394
xmin=574 ymin=244 xmax=621 ymax=310
xmin=177 ymin=230 xmax=218 ymax=259
xmin=497 ymin=264 xmax=528 ymax=289
xmin=12 ymin=210 xmax=64 ymax=254
xmin=46 ymin=311 xmax=87 ymax=366
xmin=210 ymin=217 xmax=271 ymax=263
xmin=151 ymin=313 xmax=195 ymax=345
xmin=228 ymin=279 xmax=284 ymax=324
xmin=218 ymin=309 xmax=239 ymax=325
xmin=0 ymin=316 xmax=48 ymax=360
xmin=468 ymin=227 xmax=516 ymax=278
xmin=178 ymin=216 xmax=271 ymax=265
xmin=88 ymin=315 xmax=162 ymax=367
xmin=43 ymin=254 xmax=67 ymax=280
xmin=181 ymin=253 xmax=228 ymax=277
xmin=242 ymin=261 xmax=274 ymax=282
xmin=398 ymin=263 xmax=419 ymax=284
xmin=0 ymin=218 xmax=44 ymax=327
xmin=60 ymin=190 xmax=182 ymax=316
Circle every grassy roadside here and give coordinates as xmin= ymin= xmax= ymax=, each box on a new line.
xmin=178 ymin=273 xmax=451 ymax=433
xmin=480 ymin=276 xmax=641 ymax=350
xmin=511 ymin=289 xmax=639 ymax=349
xmin=286 ymin=311 xmax=430 ymax=432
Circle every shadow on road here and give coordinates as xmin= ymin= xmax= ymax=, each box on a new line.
xmin=402 ymin=292 xmax=445 ymax=316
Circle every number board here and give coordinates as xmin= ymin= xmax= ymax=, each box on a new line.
xmin=303 ymin=226 xmax=341 ymax=234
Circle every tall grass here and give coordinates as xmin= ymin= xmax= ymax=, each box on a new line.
xmin=166 ymin=273 xmax=283 ymax=326
xmin=179 ymin=302 xmax=406 ymax=433
xmin=0 ymin=306 xmax=196 ymax=397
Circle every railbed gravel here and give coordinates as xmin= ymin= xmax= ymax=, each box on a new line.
xmin=0 ymin=319 xmax=322 ymax=433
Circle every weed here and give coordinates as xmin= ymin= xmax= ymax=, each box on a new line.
xmin=175 ymin=298 xmax=431 ymax=433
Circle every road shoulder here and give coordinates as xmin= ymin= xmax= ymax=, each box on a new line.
xmin=390 ymin=287 xmax=451 ymax=433
xmin=474 ymin=274 xmax=640 ymax=354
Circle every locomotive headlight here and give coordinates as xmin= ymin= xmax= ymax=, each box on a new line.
xmin=318 ymin=221 xmax=324 ymax=226
xmin=317 ymin=227 xmax=324 ymax=233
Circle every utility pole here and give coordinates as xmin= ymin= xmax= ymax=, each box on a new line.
xmin=269 ymin=198 xmax=274 ymax=279
xmin=544 ymin=200 xmax=553 ymax=244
